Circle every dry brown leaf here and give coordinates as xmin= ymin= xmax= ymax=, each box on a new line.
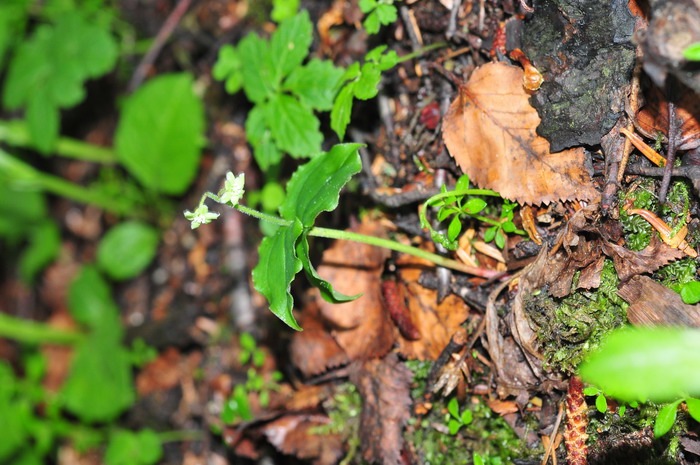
xmin=636 ymin=84 xmax=700 ymax=150
xmin=262 ymin=414 xmax=345 ymax=465
xmin=618 ymin=275 xmax=700 ymax=326
xmin=443 ymin=62 xmax=598 ymax=205
xmin=394 ymin=247 xmax=470 ymax=360
xmin=351 ymin=354 xmax=412 ymax=465
xmin=313 ymin=219 xmax=395 ymax=361
xmin=601 ymin=235 xmax=685 ymax=282
xmin=486 ymin=398 xmax=520 ymax=415
xmin=136 ymin=347 xmax=183 ymax=396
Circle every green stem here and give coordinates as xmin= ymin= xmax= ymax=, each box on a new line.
xmin=399 ymin=42 xmax=448 ymax=62
xmin=234 ymin=204 xmax=500 ymax=277
xmin=0 ymin=149 xmax=139 ymax=216
xmin=0 ymin=120 xmax=115 ymax=163
xmin=310 ymin=227 xmax=500 ymax=278
xmin=0 ymin=312 xmax=85 ymax=345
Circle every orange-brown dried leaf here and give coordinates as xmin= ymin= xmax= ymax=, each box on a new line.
xmin=443 ymin=62 xmax=598 ymax=205
xmin=314 ymin=218 xmax=394 ymax=360
xmin=350 ymin=354 xmax=412 ymax=465
xmin=636 ymin=85 xmax=700 ymax=150
xmin=486 ymin=398 xmax=519 ymax=415
xmin=136 ymin=347 xmax=184 ymax=396
xmin=394 ymin=247 xmax=470 ymax=360
xmin=262 ymin=414 xmax=345 ymax=465
xmin=601 ymin=235 xmax=685 ymax=282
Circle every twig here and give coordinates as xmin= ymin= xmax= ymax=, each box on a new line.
xmin=659 ymin=98 xmax=678 ymax=203
xmin=446 ymin=0 xmax=462 ymax=41
xmin=127 ymin=0 xmax=193 ymax=92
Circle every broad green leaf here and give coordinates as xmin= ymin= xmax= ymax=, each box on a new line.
xmin=268 ymin=11 xmax=313 ymax=84
xmin=354 ymin=62 xmax=382 ymax=100
xmin=447 ymin=397 xmax=460 ymax=419
xmin=2 ymin=11 xmax=117 ymax=152
xmin=68 ymin=265 xmax=121 ymax=332
xmin=686 ymin=398 xmax=700 ymax=422
xmin=283 ymin=59 xmax=345 ymax=111
xmin=595 ymin=394 xmax=607 ymax=413
xmin=583 ymin=386 xmax=599 ymax=396
xmin=0 ymin=0 xmax=30 ymax=69
xmin=483 ymin=226 xmax=497 ymax=243
xmin=105 ymin=429 xmax=163 ymax=465
xmin=460 ymin=409 xmax=472 ymax=425
xmin=683 ymin=42 xmax=700 ymax=61
xmin=654 ymin=400 xmax=681 ymax=437
xmin=271 ymin=0 xmax=300 ymax=22
xmin=455 ymin=175 xmax=470 ymax=191
xmin=0 ymin=183 xmax=46 ymax=242
xmin=212 ymin=44 xmax=243 ymax=94
xmin=331 ymin=82 xmax=356 ymax=140
xmin=115 ymin=73 xmax=205 ymax=194
xmin=252 ymin=220 xmax=304 ymax=330
xmin=261 ymin=181 xmax=286 ymax=212
xmin=363 ymin=11 xmax=381 ymax=34
xmin=246 ymin=103 xmax=283 ymax=170
xmin=19 ymin=220 xmax=60 ymax=283
xmin=473 ymin=453 xmax=485 ymax=465
xmin=578 ymin=327 xmax=700 ymax=403
xmin=266 ymin=94 xmax=322 ymax=157
xmin=464 ymin=197 xmax=487 ymax=214
xmin=296 ymin=236 xmax=361 ymax=303
xmin=279 ymin=143 xmax=363 ymax=226
xmin=374 ymin=3 xmax=398 ymax=27
xmin=502 ymin=220 xmax=517 ymax=233
xmin=359 ymin=0 xmax=377 ymax=13
xmin=238 ymin=34 xmax=275 ymax=103
xmin=61 ymin=327 xmax=135 ymax=422
xmin=448 ymin=419 xmax=461 ymax=435
xmin=97 ymin=221 xmax=159 ymax=280
xmin=680 ymin=281 xmax=700 ymax=304
xmin=447 ymin=215 xmax=462 ymax=241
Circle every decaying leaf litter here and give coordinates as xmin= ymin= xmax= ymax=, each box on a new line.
xmin=4 ymin=0 xmax=700 ymax=464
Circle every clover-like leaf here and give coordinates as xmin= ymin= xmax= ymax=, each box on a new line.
xmin=279 ymin=143 xmax=363 ymax=226
xmin=252 ymin=219 xmax=304 ymax=330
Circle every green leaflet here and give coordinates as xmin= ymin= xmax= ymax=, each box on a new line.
xmin=578 ymin=326 xmax=700 ymax=403
xmin=283 ymin=59 xmax=345 ymax=111
xmin=105 ymin=429 xmax=163 ymax=465
xmin=266 ymin=93 xmax=322 ymax=158
xmin=279 ymin=143 xmax=363 ymax=226
xmin=96 ymin=221 xmax=159 ymax=281
xmin=252 ymin=219 xmax=304 ymax=330
xmin=268 ymin=10 xmax=313 ymax=85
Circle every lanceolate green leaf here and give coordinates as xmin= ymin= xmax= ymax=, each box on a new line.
xmin=578 ymin=327 xmax=700 ymax=403
xmin=296 ymin=235 xmax=361 ymax=303
xmin=268 ymin=10 xmax=313 ymax=85
xmin=330 ymin=83 xmax=356 ymax=140
xmin=266 ymin=93 xmax=322 ymax=157
xmin=252 ymin=219 xmax=304 ymax=330
xmin=115 ymin=73 xmax=205 ymax=195
xmin=654 ymin=400 xmax=682 ymax=437
xmin=279 ymin=143 xmax=363 ymax=226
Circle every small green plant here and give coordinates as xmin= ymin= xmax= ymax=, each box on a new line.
xmin=680 ymin=281 xmax=700 ymax=304
xmin=213 ymin=11 xmax=344 ymax=170
xmin=446 ymin=397 xmax=473 ymax=435
xmin=221 ymin=333 xmax=282 ymax=423
xmin=186 ymin=145 xmax=497 ymax=329
xmin=583 ymin=386 xmax=638 ymax=416
xmin=359 ymin=0 xmax=399 ymax=34
xmin=419 ymin=174 xmax=526 ymax=250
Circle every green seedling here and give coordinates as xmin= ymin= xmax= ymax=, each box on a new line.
xmin=419 ymin=174 xmax=526 ymax=251
xmin=446 ymin=397 xmax=473 ymax=435
xmin=359 ymin=0 xmax=399 ymax=34
xmin=583 ymin=386 xmax=638 ymax=416
xmin=186 ymin=144 xmax=500 ymax=329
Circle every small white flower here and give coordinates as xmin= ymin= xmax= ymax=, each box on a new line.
xmin=218 ymin=172 xmax=245 ymax=206
xmin=184 ymin=204 xmax=220 ymax=229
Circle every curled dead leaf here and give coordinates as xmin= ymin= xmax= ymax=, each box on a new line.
xmin=636 ymin=85 xmax=700 ymax=150
xmin=443 ymin=62 xmax=598 ymax=205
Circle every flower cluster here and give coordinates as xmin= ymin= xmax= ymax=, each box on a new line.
xmin=184 ymin=172 xmax=245 ymax=229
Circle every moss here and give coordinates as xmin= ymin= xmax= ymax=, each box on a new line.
xmin=404 ymin=361 xmax=538 ymax=465
xmin=525 ymin=260 xmax=627 ymax=373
